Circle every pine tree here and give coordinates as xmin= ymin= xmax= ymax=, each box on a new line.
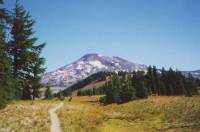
xmin=174 ymin=71 xmax=185 ymax=95
xmin=30 ymin=44 xmax=45 ymax=100
xmin=9 ymin=0 xmax=45 ymax=99
xmin=0 ymin=0 xmax=15 ymax=108
xmin=120 ymin=75 xmax=129 ymax=103
xmin=120 ymin=74 xmax=135 ymax=103
xmin=132 ymin=71 xmax=148 ymax=99
xmin=9 ymin=0 xmax=28 ymax=97
xmin=146 ymin=66 xmax=155 ymax=95
xmin=112 ymin=74 xmax=121 ymax=103
xmin=135 ymin=81 xmax=148 ymax=98
xmin=157 ymin=80 xmax=166 ymax=95
xmin=45 ymin=85 xmax=52 ymax=99
xmin=58 ymin=90 xmax=64 ymax=100
xmin=102 ymin=74 xmax=120 ymax=104
xmin=164 ymin=68 xmax=174 ymax=95
xmin=104 ymin=77 xmax=115 ymax=104
xmin=184 ymin=73 xmax=198 ymax=96
xmin=184 ymin=75 xmax=192 ymax=97
xmin=152 ymin=66 xmax=158 ymax=95
xmin=160 ymin=67 xmax=167 ymax=95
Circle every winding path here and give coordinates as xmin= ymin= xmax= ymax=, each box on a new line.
xmin=49 ymin=102 xmax=64 ymax=132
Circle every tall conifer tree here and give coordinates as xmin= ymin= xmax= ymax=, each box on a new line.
xmin=0 ymin=0 xmax=14 ymax=108
xmin=9 ymin=0 xmax=45 ymax=99
xmin=30 ymin=44 xmax=45 ymax=99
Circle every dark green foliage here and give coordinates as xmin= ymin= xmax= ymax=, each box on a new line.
xmin=146 ymin=66 xmax=157 ymax=95
xmin=157 ymin=79 xmax=166 ymax=95
xmin=198 ymin=79 xmax=200 ymax=86
xmin=99 ymin=96 xmax=106 ymax=104
xmin=120 ymin=75 xmax=136 ymax=103
xmin=57 ymin=90 xmax=64 ymax=101
xmin=0 ymin=0 xmax=45 ymax=108
xmin=152 ymin=66 xmax=159 ymax=94
xmin=76 ymin=87 xmax=104 ymax=96
xmin=132 ymin=71 xmax=148 ymax=99
xmin=146 ymin=66 xmax=153 ymax=94
xmin=101 ymin=73 xmax=137 ymax=104
xmin=111 ymin=74 xmax=121 ymax=103
xmin=100 ymin=67 xmax=200 ymax=104
xmin=197 ymin=79 xmax=200 ymax=92
xmin=44 ymin=85 xmax=52 ymax=99
xmin=135 ymin=81 xmax=148 ymax=98
xmin=184 ymin=73 xmax=198 ymax=96
xmin=30 ymin=44 xmax=45 ymax=100
xmin=103 ymin=80 xmax=115 ymax=104
xmin=145 ymin=66 xmax=199 ymax=96
xmin=66 ymin=66 xmax=200 ymax=105
xmin=100 ymin=76 xmax=120 ymax=104
xmin=63 ymin=87 xmax=72 ymax=97
xmin=8 ymin=1 xmax=45 ymax=99
xmin=0 ymin=34 xmax=14 ymax=108
xmin=0 ymin=1 xmax=15 ymax=108
xmin=74 ymin=67 xmax=200 ymax=105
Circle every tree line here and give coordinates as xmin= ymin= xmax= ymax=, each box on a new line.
xmin=0 ymin=0 xmax=45 ymax=108
xmin=72 ymin=66 xmax=199 ymax=104
xmin=101 ymin=66 xmax=199 ymax=104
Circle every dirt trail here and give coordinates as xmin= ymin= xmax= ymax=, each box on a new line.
xmin=49 ymin=102 xmax=64 ymax=132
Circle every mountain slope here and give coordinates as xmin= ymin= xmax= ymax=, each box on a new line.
xmin=42 ymin=53 xmax=200 ymax=88
xmin=42 ymin=53 xmax=147 ymax=87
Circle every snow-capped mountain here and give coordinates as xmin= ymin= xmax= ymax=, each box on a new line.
xmin=42 ymin=53 xmax=147 ymax=87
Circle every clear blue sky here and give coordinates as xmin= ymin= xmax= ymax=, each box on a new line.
xmin=5 ymin=0 xmax=200 ymax=72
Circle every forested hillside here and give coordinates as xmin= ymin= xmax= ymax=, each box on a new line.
xmin=62 ymin=72 xmax=112 ymax=96
xmin=67 ymin=66 xmax=200 ymax=104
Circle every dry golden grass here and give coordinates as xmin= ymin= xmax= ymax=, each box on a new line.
xmin=1 ymin=96 xmax=199 ymax=132
xmin=59 ymin=96 xmax=200 ymax=132
xmin=0 ymin=99 xmax=60 ymax=132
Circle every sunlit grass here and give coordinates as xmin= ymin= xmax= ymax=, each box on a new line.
xmin=59 ymin=96 xmax=200 ymax=132
xmin=0 ymin=99 xmax=60 ymax=132
xmin=1 ymin=96 xmax=199 ymax=132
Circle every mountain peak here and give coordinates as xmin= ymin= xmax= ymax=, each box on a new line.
xmin=42 ymin=54 xmax=148 ymax=87
xmin=80 ymin=53 xmax=102 ymax=61
xmin=82 ymin=53 xmax=100 ymax=57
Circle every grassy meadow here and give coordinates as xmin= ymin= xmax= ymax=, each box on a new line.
xmin=59 ymin=96 xmax=200 ymax=132
xmin=0 ymin=96 xmax=200 ymax=132
xmin=0 ymin=99 xmax=60 ymax=132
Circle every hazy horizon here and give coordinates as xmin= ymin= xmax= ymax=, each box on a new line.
xmin=5 ymin=0 xmax=200 ymax=72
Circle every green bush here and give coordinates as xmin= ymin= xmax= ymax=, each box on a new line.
xmin=44 ymin=86 xmax=53 ymax=99
xmin=99 ymin=96 xmax=106 ymax=104
xmin=58 ymin=90 xmax=65 ymax=101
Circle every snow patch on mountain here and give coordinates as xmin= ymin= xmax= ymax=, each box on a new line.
xmin=88 ymin=60 xmax=107 ymax=69
xmin=42 ymin=53 xmax=148 ymax=87
xmin=42 ymin=53 xmax=200 ymax=88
